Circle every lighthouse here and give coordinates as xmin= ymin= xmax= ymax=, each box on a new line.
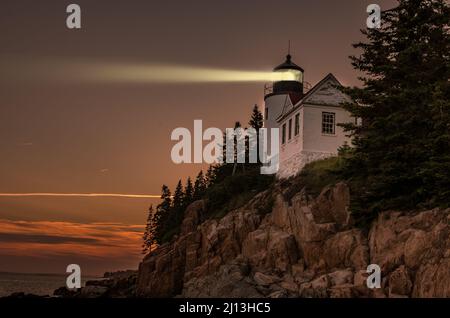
xmin=263 ymin=53 xmax=354 ymax=179
xmin=264 ymin=54 xmax=305 ymax=153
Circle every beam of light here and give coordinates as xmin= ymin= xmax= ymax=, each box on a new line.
xmin=0 ymin=56 xmax=298 ymax=84
xmin=85 ymin=63 xmax=298 ymax=83
xmin=0 ymin=193 xmax=161 ymax=198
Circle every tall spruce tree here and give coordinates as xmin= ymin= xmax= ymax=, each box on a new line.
xmin=193 ymin=170 xmax=207 ymax=200
xmin=248 ymin=104 xmax=264 ymax=164
xmin=153 ymin=185 xmax=172 ymax=243
xmin=249 ymin=104 xmax=264 ymax=131
xmin=172 ymin=180 xmax=184 ymax=211
xmin=142 ymin=205 xmax=154 ymax=254
xmin=205 ymin=165 xmax=217 ymax=187
xmin=340 ymin=0 xmax=450 ymax=224
xmin=172 ymin=180 xmax=184 ymax=225
xmin=184 ymin=177 xmax=194 ymax=206
xmin=232 ymin=121 xmax=244 ymax=175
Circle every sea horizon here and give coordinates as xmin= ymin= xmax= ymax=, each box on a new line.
xmin=0 ymin=271 xmax=102 ymax=297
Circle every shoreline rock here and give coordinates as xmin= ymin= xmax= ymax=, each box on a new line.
xmin=136 ymin=182 xmax=450 ymax=298
xmin=52 ymin=270 xmax=137 ymax=298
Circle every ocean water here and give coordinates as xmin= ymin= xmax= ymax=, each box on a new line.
xmin=0 ymin=272 xmax=100 ymax=297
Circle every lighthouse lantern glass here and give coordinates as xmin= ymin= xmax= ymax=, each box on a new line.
xmin=274 ymin=69 xmax=303 ymax=82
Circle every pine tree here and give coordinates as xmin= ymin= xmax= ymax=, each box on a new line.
xmin=142 ymin=205 xmax=154 ymax=254
xmin=171 ymin=179 xmax=184 ymax=225
xmin=421 ymin=80 xmax=450 ymax=204
xmin=248 ymin=104 xmax=264 ymax=164
xmin=193 ymin=170 xmax=207 ymax=200
xmin=340 ymin=0 xmax=450 ymax=224
xmin=172 ymin=180 xmax=184 ymax=210
xmin=153 ymin=185 xmax=172 ymax=243
xmin=205 ymin=165 xmax=217 ymax=187
xmin=159 ymin=185 xmax=172 ymax=210
xmin=249 ymin=104 xmax=264 ymax=131
xmin=232 ymin=121 xmax=244 ymax=175
xmin=184 ymin=177 xmax=194 ymax=206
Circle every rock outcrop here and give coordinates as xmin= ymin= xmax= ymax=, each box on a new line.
xmin=53 ymin=270 xmax=137 ymax=298
xmin=136 ymin=182 xmax=450 ymax=298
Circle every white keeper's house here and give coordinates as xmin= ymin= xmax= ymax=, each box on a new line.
xmin=263 ymin=54 xmax=354 ymax=179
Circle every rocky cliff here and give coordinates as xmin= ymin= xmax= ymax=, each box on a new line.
xmin=137 ymin=182 xmax=450 ymax=298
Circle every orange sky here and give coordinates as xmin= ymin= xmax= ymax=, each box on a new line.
xmin=0 ymin=218 xmax=143 ymax=275
xmin=0 ymin=0 xmax=397 ymax=275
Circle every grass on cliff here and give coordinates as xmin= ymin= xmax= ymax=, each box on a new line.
xmin=204 ymin=165 xmax=275 ymax=219
xmin=282 ymin=156 xmax=344 ymax=203
xmin=205 ymin=158 xmax=343 ymax=219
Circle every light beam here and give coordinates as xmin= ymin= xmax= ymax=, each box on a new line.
xmin=0 ymin=56 xmax=297 ymax=84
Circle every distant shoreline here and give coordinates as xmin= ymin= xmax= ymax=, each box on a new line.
xmin=0 ymin=271 xmax=102 ymax=278
xmin=0 ymin=272 xmax=102 ymax=298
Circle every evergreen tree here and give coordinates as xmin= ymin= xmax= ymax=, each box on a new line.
xmin=248 ymin=104 xmax=264 ymax=164
xmin=421 ymin=80 xmax=450 ymax=204
xmin=172 ymin=180 xmax=184 ymax=210
xmin=172 ymin=179 xmax=184 ymax=225
xmin=248 ymin=104 xmax=264 ymax=131
xmin=142 ymin=205 xmax=154 ymax=254
xmin=340 ymin=0 xmax=450 ymax=224
xmin=184 ymin=177 xmax=194 ymax=206
xmin=232 ymin=121 xmax=245 ymax=175
xmin=153 ymin=185 xmax=172 ymax=243
xmin=159 ymin=184 xmax=172 ymax=210
xmin=193 ymin=170 xmax=207 ymax=200
xmin=205 ymin=165 xmax=217 ymax=187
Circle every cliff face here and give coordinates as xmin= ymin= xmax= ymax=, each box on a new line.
xmin=137 ymin=183 xmax=450 ymax=298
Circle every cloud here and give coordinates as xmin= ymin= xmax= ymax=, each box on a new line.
xmin=0 ymin=219 xmax=144 ymax=261
xmin=0 ymin=233 xmax=100 ymax=244
xmin=0 ymin=193 xmax=160 ymax=198
xmin=19 ymin=142 xmax=33 ymax=146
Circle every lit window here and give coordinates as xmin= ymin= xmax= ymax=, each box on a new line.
xmin=282 ymin=123 xmax=286 ymax=144
xmin=322 ymin=112 xmax=335 ymax=135
xmin=288 ymin=119 xmax=292 ymax=140
xmin=295 ymin=113 xmax=300 ymax=136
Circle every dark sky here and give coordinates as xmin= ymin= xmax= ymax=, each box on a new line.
xmin=0 ymin=0 xmax=396 ymax=275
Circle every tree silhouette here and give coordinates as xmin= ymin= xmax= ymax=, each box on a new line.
xmin=152 ymin=185 xmax=172 ymax=243
xmin=249 ymin=104 xmax=263 ymax=131
xmin=193 ymin=170 xmax=207 ymax=200
xmin=340 ymin=0 xmax=450 ymax=224
xmin=173 ymin=180 xmax=184 ymax=210
xmin=205 ymin=165 xmax=217 ymax=187
xmin=184 ymin=177 xmax=194 ymax=206
xmin=248 ymin=104 xmax=264 ymax=164
xmin=142 ymin=205 xmax=154 ymax=254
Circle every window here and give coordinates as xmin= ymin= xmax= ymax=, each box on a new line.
xmin=282 ymin=123 xmax=286 ymax=144
xmin=294 ymin=113 xmax=300 ymax=136
xmin=265 ymin=107 xmax=269 ymax=120
xmin=322 ymin=112 xmax=335 ymax=135
xmin=288 ymin=119 xmax=292 ymax=140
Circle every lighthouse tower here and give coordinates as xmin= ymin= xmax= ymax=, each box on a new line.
xmin=264 ymin=54 xmax=304 ymax=133
xmin=264 ymin=54 xmax=304 ymax=148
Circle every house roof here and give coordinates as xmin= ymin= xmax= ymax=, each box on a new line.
xmin=276 ymin=73 xmax=345 ymax=123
